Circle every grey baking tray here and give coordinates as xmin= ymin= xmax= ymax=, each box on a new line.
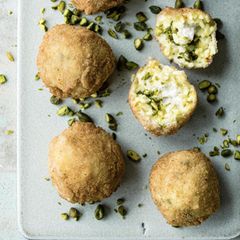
xmin=18 ymin=0 xmax=240 ymax=239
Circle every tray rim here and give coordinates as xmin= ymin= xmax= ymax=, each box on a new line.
xmin=16 ymin=0 xmax=240 ymax=239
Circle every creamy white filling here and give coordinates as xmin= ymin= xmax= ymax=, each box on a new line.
xmin=131 ymin=60 xmax=195 ymax=127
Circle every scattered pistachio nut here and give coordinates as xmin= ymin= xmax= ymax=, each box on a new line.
xmin=95 ymin=204 xmax=105 ymax=220
xmin=76 ymin=111 xmax=93 ymax=123
xmin=61 ymin=213 xmax=69 ymax=220
xmin=6 ymin=52 xmax=14 ymax=62
xmin=127 ymin=150 xmax=141 ymax=162
xmin=149 ymin=6 xmax=161 ymax=14
xmin=0 ymin=74 xmax=7 ymax=84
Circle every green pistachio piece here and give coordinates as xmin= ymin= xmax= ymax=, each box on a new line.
xmin=68 ymin=118 xmax=76 ymax=126
xmin=198 ymin=80 xmax=211 ymax=90
xmin=127 ymin=150 xmax=141 ymax=162
xmin=117 ymin=205 xmax=127 ymax=218
xmin=143 ymin=32 xmax=152 ymax=41
xmin=61 ymin=213 xmax=69 ymax=220
xmin=149 ymin=6 xmax=161 ymax=14
xmin=50 ymin=96 xmax=62 ymax=105
xmin=57 ymin=1 xmax=66 ymax=13
xmin=95 ymin=204 xmax=105 ymax=220
xmin=76 ymin=111 xmax=93 ymax=123
xmin=234 ymin=150 xmax=240 ymax=160
xmin=125 ymin=61 xmax=139 ymax=70
xmin=207 ymin=94 xmax=217 ymax=103
xmin=134 ymin=22 xmax=148 ymax=31
xmin=175 ymin=0 xmax=184 ymax=8
xmin=134 ymin=38 xmax=144 ymax=50
xmin=108 ymin=29 xmax=118 ymax=39
xmin=69 ymin=208 xmax=80 ymax=219
xmin=193 ymin=0 xmax=203 ymax=10
xmin=79 ymin=17 xmax=88 ymax=26
xmin=215 ymin=107 xmax=224 ymax=117
xmin=221 ymin=149 xmax=232 ymax=157
xmin=208 ymin=85 xmax=218 ymax=94
xmin=136 ymin=12 xmax=148 ymax=22
xmin=0 ymin=74 xmax=7 ymax=84
xmin=6 ymin=52 xmax=14 ymax=62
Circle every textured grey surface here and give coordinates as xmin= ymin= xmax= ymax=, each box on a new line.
xmin=3 ymin=0 xmax=239 ymax=239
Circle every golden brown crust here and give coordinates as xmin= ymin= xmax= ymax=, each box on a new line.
xmin=48 ymin=122 xmax=125 ymax=204
xmin=72 ymin=0 xmax=124 ymax=14
xmin=149 ymin=150 xmax=220 ymax=227
xmin=37 ymin=24 xmax=116 ymax=99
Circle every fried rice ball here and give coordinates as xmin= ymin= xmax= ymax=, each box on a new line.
xmin=155 ymin=8 xmax=218 ymax=68
xmin=72 ymin=0 xmax=125 ymax=15
xmin=128 ymin=59 xmax=197 ymax=136
xmin=149 ymin=150 xmax=220 ymax=227
xmin=48 ymin=122 xmax=125 ymax=204
xmin=37 ymin=24 xmax=115 ymax=99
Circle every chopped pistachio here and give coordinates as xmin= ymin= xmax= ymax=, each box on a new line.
xmin=207 ymin=94 xmax=217 ymax=103
xmin=5 ymin=130 xmax=14 ymax=135
xmin=61 ymin=213 xmax=69 ymax=220
xmin=116 ymin=112 xmax=123 ymax=116
xmin=127 ymin=150 xmax=141 ymax=162
xmin=117 ymin=198 xmax=125 ymax=205
xmin=105 ymin=113 xmax=116 ymax=124
xmin=114 ymin=22 xmax=125 ymax=32
xmin=197 ymin=134 xmax=208 ymax=145
xmin=117 ymin=55 xmax=127 ymax=70
xmin=236 ymin=135 xmax=240 ymax=144
xmin=95 ymin=100 xmax=103 ymax=108
xmin=229 ymin=139 xmax=238 ymax=147
xmin=79 ymin=17 xmax=88 ymax=26
xmin=198 ymin=80 xmax=211 ymax=90
xmin=72 ymin=8 xmax=81 ymax=16
xmin=122 ymin=29 xmax=132 ymax=39
xmin=221 ymin=149 xmax=232 ymax=157
xmin=234 ymin=150 xmax=240 ymax=160
xmin=63 ymin=9 xmax=72 ymax=18
xmin=41 ymin=8 xmax=46 ymax=14
xmin=76 ymin=111 xmax=93 ymax=123
xmin=215 ymin=107 xmax=224 ymax=118
xmin=224 ymin=163 xmax=230 ymax=171
xmin=6 ymin=52 xmax=14 ymax=62
xmin=193 ymin=0 xmax=203 ymax=9
xmin=220 ymin=128 xmax=228 ymax=136
xmin=95 ymin=16 xmax=102 ymax=23
xmin=57 ymin=1 xmax=66 ymax=13
xmin=117 ymin=205 xmax=127 ymax=218
xmin=68 ymin=118 xmax=76 ymax=126
xmin=95 ymin=204 xmax=105 ymax=220
xmin=136 ymin=12 xmax=147 ymax=22
xmin=209 ymin=146 xmax=219 ymax=157
xmin=57 ymin=105 xmax=72 ymax=116
xmin=79 ymin=102 xmax=91 ymax=110
xmin=134 ymin=38 xmax=144 ymax=50
xmin=222 ymin=139 xmax=229 ymax=148
xmin=69 ymin=208 xmax=81 ymax=219
xmin=126 ymin=61 xmax=139 ymax=70
xmin=208 ymin=85 xmax=218 ymax=94
xmin=86 ymin=21 xmax=95 ymax=31
xmin=143 ymin=32 xmax=152 ymax=41
xmin=134 ymin=22 xmax=148 ymax=31
xmin=35 ymin=72 xmax=40 ymax=81
xmin=0 ymin=74 xmax=7 ymax=84
xmin=175 ymin=0 xmax=184 ymax=8
xmin=149 ymin=6 xmax=161 ymax=14
xmin=108 ymin=29 xmax=118 ymax=39
xmin=50 ymin=96 xmax=62 ymax=105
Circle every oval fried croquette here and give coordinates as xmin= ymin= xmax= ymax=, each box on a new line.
xmin=48 ymin=122 xmax=125 ymax=204
xmin=37 ymin=24 xmax=116 ymax=99
xmin=149 ymin=149 xmax=220 ymax=227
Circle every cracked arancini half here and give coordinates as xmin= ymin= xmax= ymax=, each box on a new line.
xmin=155 ymin=8 xmax=218 ymax=69
xmin=128 ymin=59 xmax=197 ymax=136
